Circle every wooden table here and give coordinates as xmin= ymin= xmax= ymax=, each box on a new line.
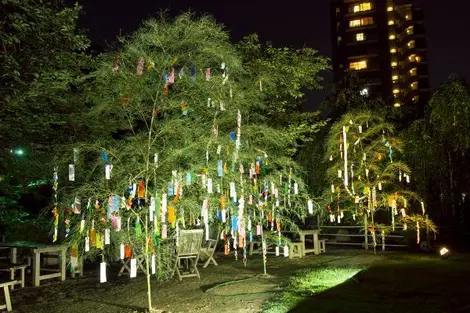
xmin=298 ymin=230 xmax=321 ymax=256
xmin=0 ymin=241 xmax=66 ymax=287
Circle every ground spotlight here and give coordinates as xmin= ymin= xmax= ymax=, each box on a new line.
xmin=439 ymin=247 xmax=450 ymax=259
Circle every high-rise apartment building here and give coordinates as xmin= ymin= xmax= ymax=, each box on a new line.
xmin=330 ymin=0 xmax=430 ymax=107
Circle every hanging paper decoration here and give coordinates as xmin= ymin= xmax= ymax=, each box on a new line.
xmin=70 ymin=246 xmax=78 ymax=271
xmin=64 ymin=208 xmax=70 ymax=237
xmin=151 ymin=254 xmax=156 ymax=275
xmin=181 ymin=103 xmax=188 ymax=115
xmin=218 ymin=160 xmax=223 ymax=177
xmin=138 ymin=180 xmax=145 ymax=198
xmin=168 ymin=206 xmax=176 ymax=225
xmin=96 ymin=233 xmax=102 ymax=249
xmin=125 ymin=245 xmax=132 ymax=258
xmin=136 ymin=57 xmax=144 ymax=75
xmin=161 ymin=223 xmax=167 ymax=239
xmin=120 ymin=244 xmax=125 ymax=260
xmin=100 ymin=262 xmax=107 ymax=283
xmin=85 ymin=236 xmax=90 ymax=252
xmin=205 ymin=68 xmax=211 ymax=81
xmin=105 ymin=164 xmax=112 ymax=180
xmin=72 ymin=197 xmax=81 ymax=214
xmin=130 ymin=259 xmax=137 ymax=278
xmin=107 ymin=195 xmax=120 ymax=220
xmin=168 ymin=67 xmax=175 ymax=84
xmin=135 ymin=218 xmax=142 ymax=239
xmin=307 ymin=199 xmax=314 ymax=214
xmin=68 ymin=164 xmax=75 ymax=181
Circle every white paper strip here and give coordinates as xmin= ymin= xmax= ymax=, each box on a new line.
xmin=105 ymin=164 xmax=112 ymax=180
xmin=120 ymin=244 xmax=125 ymax=260
xmin=162 ymin=224 xmax=167 ymax=239
xmin=151 ymin=254 xmax=156 ymax=275
xmin=307 ymin=200 xmax=313 ymax=214
xmin=80 ymin=219 xmax=85 ymax=234
xmin=150 ymin=196 xmax=155 ymax=222
xmin=275 ymin=246 xmax=280 ymax=256
xmin=73 ymin=148 xmax=79 ymax=164
xmin=105 ymin=229 xmax=110 ymax=245
xmin=69 ymin=164 xmax=75 ymax=181
xmin=338 ymin=170 xmax=342 ymax=178
xmin=207 ymin=178 xmax=213 ymax=194
xmin=130 ymin=259 xmax=137 ymax=278
xmin=283 ymin=246 xmax=289 ymax=257
xmin=294 ymin=182 xmax=298 ymax=195
xmin=100 ymin=262 xmax=107 ymax=283
xmin=85 ymin=237 xmax=90 ymax=252
xmin=221 ymin=209 xmax=226 ymax=223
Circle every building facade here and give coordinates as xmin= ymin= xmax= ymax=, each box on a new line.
xmin=330 ymin=0 xmax=430 ymax=107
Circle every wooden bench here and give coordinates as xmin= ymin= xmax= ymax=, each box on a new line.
xmin=0 ymin=264 xmax=27 ymax=290
xmin=0 ymin=281 xmax=15 ymax=312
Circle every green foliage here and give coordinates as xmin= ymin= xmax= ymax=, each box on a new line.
xmin=0 ymin=0 xmax=92 ymax=183
xmin=402 ymin=80 xmax=470 ymax=229
xmin=429 ymin=81 xmax=470 ymax=151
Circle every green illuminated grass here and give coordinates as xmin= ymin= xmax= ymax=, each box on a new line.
xmin=263 ymin=267 xmax=363 ymax=313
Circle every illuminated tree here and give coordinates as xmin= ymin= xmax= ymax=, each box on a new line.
xmin=55 ymin=13 xmax=327 ymax=312
xmin=324 ymin=111 xmax=436 ymax=253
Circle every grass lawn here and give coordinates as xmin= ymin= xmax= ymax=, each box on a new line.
xmin=263 ymin=254 xmax=470 ymax=313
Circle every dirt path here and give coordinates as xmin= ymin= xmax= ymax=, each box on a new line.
xmin=10 ymin=250 xmax=382 ymax=313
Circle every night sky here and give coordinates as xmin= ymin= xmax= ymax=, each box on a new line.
xmin=73 ymin=0 xmax=469 ymax=102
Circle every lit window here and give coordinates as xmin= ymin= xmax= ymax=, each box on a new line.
xmin=338 ymin=36 xmax=342 ymax=45
xmin=349 ymin=17 xmax=374 ymax=28
xmin=408 ymin=40 xmax=415 ymax=48
xmin=411 ymin=82 xmax=418 ymax=90
xmin=390 ymin=48 xmax=397 ymax=54
xmin=387 ymin=6 xmax=394 ymax=12
xmin=410 ymin=68 xmax=417 ymax=76
xmin=394 ymin=102 xmax=401 ymax=108
xmin=350 ymin=19 xmax=361 ymax=27
xmin=406 ymin=13 xmax=412 ymax=20
xmin=388 ymin=20 xmax=395 ymax=25
xmin=406 ymin=26 xmax=414 ymax=35
xmin=391 ymin=61 xmax=398 ymax=67
xmin=349 ymin=60 xmax=368 ymax=71
xmin=416 ymin=56 xmax=421 ymax=63
xmin=392 ymin=75 xmax=399 ymax=81
xmin=412 ymin=96 xmax=419 ymax=102
xmin=393 ymin=89 xmax=400 ymax=94
xmin=389 ymin=35 xmax=396 ymax=40
xmin=353 ymin=2 xmax=372 ymax=12
xmin=356 ymin=33 xmax=365 ymax=41
xmin=409 ymin=54 xmax=416 ymax=62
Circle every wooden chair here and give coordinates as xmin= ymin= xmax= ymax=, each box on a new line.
xmin=173 ymin=229 xmax=203 ymax=281
xmin=319 ymin=239 xmax=326 ymax=254
xmin=0 ymin=281 xmax=15 ymax=312
xmin=199 ymin=237 xmax=218 ymax=268
xmin=289 ymin=242 xmax=303 ymax=259
xmin=118 ymin=255 xmax=147 ymax=277
xmin=0 ymin=264 xmax=27 ymax=290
